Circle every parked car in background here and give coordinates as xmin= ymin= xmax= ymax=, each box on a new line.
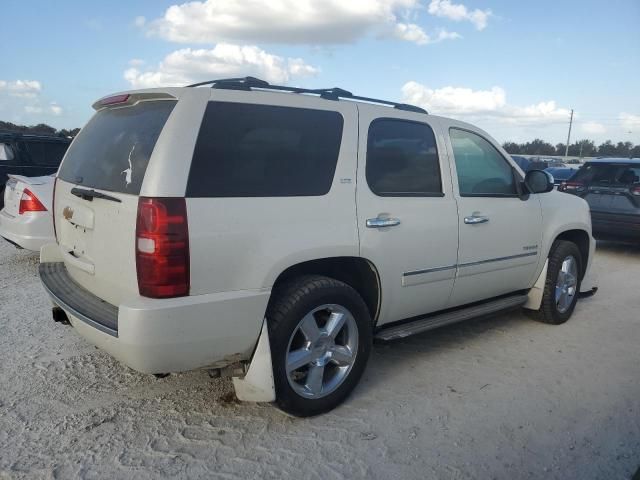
xmin=511 ymin=155 xmax=530 ymax=172
xmin=545 ymin=167 xmax=577 ymax=187
xmin=38 ymin=77 xmax=596 ymax=416
xmin=0 ymin=174 xmax=55 ymax=251
xmin=559 ymin=158 xmax=640 ymax=240
xmin=0 ymin=132 xmax=70 ymax=209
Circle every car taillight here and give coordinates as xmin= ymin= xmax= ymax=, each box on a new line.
xmin=19 ymin=188 xmax=47 ymax=215
xmin=560 ymin=181 xmax=585 ymax=193
xmin=630 ymin=185 xmax=640 ymax=196
xmin=136 ymin=197 xmax=189 ymax=298
xmin=52 ymin=177 xmax=58 ymax=240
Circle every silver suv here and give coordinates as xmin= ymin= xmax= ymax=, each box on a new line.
xmin=39 ymin=77 xmax=596 ymax=416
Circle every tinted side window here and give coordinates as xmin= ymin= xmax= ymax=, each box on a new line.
xmin=25 ymin=142 xmax=47 ymax=165
xmin=572 ymin=164 xmax=640 ymax=185
xmin=366 ymin=119 xmax=442 ymax=196
xmin=0 ymin=143 xmax=14 ymax=162
xmin=46 ymin=142 xmax=69 ymax=166
xmin=188 ymin=102 xmax=344 ymax=197
xmin=450 ymin=128 xmax=517 ymax=196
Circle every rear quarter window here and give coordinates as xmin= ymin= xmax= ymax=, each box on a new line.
xmin=187 ymin=102 xmax=344 ymax=197
xmin=58 ymin=100 xmax=176 ymax=194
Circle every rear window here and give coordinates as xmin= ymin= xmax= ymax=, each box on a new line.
xmin=58 ymin=100 xmax=176 ymax=194
xmin=187 ymin=102 xmax=344 ymax=197
xmin=572 ymin=163 xmax=640 ymax=185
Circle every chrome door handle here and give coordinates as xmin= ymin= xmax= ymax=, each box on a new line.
xmin=366 ymin=217 xmax=401 ymax=228
xmin=464 ymin=215 xmax=489 ymax=225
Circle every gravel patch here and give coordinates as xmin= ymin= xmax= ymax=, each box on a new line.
xmin=0 ymin=240 xmax=638 ymax=479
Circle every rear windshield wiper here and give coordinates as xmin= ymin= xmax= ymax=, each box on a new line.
xmin=70 ymin=187 xmax=122 ymax=203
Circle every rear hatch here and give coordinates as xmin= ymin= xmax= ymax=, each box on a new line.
xmin=54 ymin=96 xmax=177 ymax=306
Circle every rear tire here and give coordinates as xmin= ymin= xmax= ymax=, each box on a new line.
xmin=266 ymin=275 xmax=372 ymax=417
xmin=530 ymin=240 xmax=582 ymax=325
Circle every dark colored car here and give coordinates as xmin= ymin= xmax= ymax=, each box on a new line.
xmin=545 ymin=167 xmax=577 ymax=186
xmin=559 ymin=158 xmax=640 ymax=240
xmin=0 ymin=132 xmax=70 ymax=209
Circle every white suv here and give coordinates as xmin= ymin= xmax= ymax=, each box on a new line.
xmin=39 ymin=77 xmax=596 ymax=416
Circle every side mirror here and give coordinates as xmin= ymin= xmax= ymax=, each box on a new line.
xmin=524 ymin=169 xmax=554 ymax=194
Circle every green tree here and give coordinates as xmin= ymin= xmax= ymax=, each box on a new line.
xmin=502 ymin=141 xmax=521 ymax=154
xmin=523 ymin=138 xmax=555 ymax=155
xmin=598 ymin=140 xmax=617 ymax=156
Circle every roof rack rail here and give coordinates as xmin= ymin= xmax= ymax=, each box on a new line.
xmin=186 ymin=77 xmax=427 ymax=114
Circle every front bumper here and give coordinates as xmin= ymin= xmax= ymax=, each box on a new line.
xmin=0 ymin=209 xmax=54 ymax=251
xmin=39 ymin=259 xmax=270 ymax=374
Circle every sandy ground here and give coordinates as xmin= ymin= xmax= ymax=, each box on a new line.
xmin=0 ymin=240 xmax=638 ymax=480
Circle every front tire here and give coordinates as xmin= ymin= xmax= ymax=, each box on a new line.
xmin=531 ymin=240 xmax=582 ymax=324
xmin=266 ymin=275 xmax=372 ymax=417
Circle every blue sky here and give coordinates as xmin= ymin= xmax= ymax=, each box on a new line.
xmin=1 ymin=0 xmax=638 ymax=145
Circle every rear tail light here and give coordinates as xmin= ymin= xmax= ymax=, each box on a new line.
xmin=630 ymin=185 xmax=640 ymax=196
xmin=19 ymin=188 xmax=47 ymax=215
xmin=136 ymin=197 xmax=189 ymax=298
xmin=559 ymin=181 xmax=585 ymax=193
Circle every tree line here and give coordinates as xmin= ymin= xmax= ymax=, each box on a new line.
xmin=0 ymin=120 xmax=80 ymax=138
xmin=502 ymin=138 xmax=640 ymax=158
xmin=2 ymin=120 xmax=639 ymax=158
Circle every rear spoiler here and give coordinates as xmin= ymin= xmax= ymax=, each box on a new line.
xmin=92 ymin=91 xmax=177 ymax=111
xmin=7 ymin=174 xmax=53 ymax=186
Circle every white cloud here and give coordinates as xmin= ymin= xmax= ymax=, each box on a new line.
xmin=581 ymin=121 xmax=607 ymax=135
xmin=134 ymin=15 xmax=146 ymax=27
xmin=124 ymin=43 xmax=319 ymax=88
xmin=401 ymin=81 xmax=571 ymax=124
xmin=145 ymin=0 xmax=446 ymax=45
xmin=394 ymin=24 xmax=461 ymax=45
xmin=619 ymin=112 xmax=640 ymax=133
xmin=0 ymin=79 xmax=42 ymax=98
xmin=49 ymin=102 xmax=63 ymax=116
xmin=428 ymin=0 xmax=491 ymax=30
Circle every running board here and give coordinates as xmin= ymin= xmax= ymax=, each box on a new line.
xmin=375 ymin=294 xmax=528 ymax=341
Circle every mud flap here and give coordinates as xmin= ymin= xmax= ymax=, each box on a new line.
xmin=523 ymin=259 xmax=548 ymax=310
xmin=232 ymin=320 xmax=275 ymax=403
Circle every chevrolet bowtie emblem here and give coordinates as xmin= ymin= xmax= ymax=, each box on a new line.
xmin=62 ymin=206 xmax=74 ymax=221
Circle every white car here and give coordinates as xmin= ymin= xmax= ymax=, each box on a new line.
xmin=38 ymin=77 xmax=596 ymax=416
xmin=0 ymin=174 xmax=55 ymax=251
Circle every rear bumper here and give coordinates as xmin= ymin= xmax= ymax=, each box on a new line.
xmin=39 ymin=260 xmax=270 ymax=374
xmin=591 ymin=211 xmax=640 ymax=239
xmin=0 ymin=209 xmax=54 ymax=251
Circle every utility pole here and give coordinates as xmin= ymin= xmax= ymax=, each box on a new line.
xmin=564 ymin=109 xmax=574 ymax=158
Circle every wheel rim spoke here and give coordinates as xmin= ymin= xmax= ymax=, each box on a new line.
xmin=299 ymin=313 xmax=321 ymax=343
xmin=555 ymin=255 xmax=578 ymax=313
xmin=285 ymin=303 xmax=359 ymax=400
xmin=305 ymin=364 xmax=325 ymax=395
xmin=287 ymin=348 xmax=314 ymax=372
xmin=329 ymin=345 xmax=353 ymax=366
xmin=325 ymin=311 xmax=346 ymax=339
